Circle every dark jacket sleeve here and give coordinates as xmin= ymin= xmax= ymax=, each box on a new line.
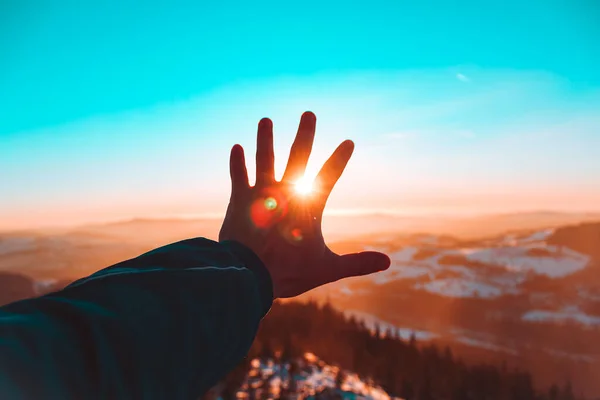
xmin=0 ymin=238 xmax=273 ymax=400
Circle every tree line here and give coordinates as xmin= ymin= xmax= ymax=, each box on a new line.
xmin=216 ymin=301 xmax=581 ymax=400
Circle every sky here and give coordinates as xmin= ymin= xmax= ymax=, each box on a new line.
xmin=1 ymin=0 xmax=599 ymax=230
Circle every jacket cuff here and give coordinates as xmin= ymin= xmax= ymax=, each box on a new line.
xmin=219 ymin=240 xmax=273 ymax=317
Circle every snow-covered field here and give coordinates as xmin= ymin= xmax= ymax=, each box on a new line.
xmin=366 ymin=229 xmax=591 ymax=300
xmin=0 ymin=237 xmax=37 ymax=255
xmin=340 ymin=228 xmax=600 ymax=333
xmin=462 ymin=245 xmax=588 ymax=278
xmin=521 ymin=306 xmax=600 ymax=327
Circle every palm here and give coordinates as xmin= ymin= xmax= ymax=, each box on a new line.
xmin=219 ymin=112 xmax=389 ymax=298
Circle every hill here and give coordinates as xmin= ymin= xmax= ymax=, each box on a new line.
xmin=212 ymin=301 xmax=578 ymax=400
xmin=1 ymin=216 xmax=599 ymax=396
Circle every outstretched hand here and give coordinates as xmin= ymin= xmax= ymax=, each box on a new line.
xmin=219 ymin=112 xmax=390 ymax=299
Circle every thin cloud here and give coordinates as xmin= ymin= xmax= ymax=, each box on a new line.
xmin=384 ymin=132 xmax=415 ymax=139
xmin=457 ymin=130 xmax=476 ymax=138
xmin=456 ymin=73 xmax=470 ymax=82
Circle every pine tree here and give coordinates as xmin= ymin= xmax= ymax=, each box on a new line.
xmin=335 ymin=370 xmax=345 ymax=389
xmin=212 ymin=301 xmax=577 ymax=400
xmin=560 ymin=381 xmax=575 ymax=400
xmin=548 ymin=384 xmax=560 ymax=400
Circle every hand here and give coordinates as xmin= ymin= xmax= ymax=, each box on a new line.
xmin=219 ymin=111 xmax=390 ymax=299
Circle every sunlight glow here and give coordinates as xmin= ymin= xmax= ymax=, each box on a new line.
xmin=295 ymin=175 xmax=314 ymax=195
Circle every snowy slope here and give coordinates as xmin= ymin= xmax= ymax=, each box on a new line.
xmin=364 ymin=228 xmax=591 ymax=299
xmin=237 ymin=353 xmax=396 ymax=400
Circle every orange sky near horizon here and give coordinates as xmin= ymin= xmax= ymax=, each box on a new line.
xmin=2 ymin=181 xmax=599 ymax=232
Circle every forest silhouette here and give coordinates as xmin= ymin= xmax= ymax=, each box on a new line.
xmin=216 ymin=301 xmax=579 ymax=400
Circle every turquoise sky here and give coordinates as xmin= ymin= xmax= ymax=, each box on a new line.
xmin=1 ymin=0 xmax=599 ymax=229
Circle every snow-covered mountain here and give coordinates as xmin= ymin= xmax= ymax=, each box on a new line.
xmin=0 ymin=219 xmax=599 ymax=395
xmin=232 ymin=353 xmax=394 ymax=400
xmin=368 ymin=228 xmax=589 ymax=298
xmin=308 ymin=223 xmax=600 ymax=396
xmin=328 ymin=224 xmax=600 ymax=326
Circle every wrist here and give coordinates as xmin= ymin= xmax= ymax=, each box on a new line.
xmin=219 ymin=240 xmax=275 ymax=313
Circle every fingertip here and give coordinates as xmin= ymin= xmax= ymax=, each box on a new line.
xmin=230 ymin=144 xmax=247 ymax=169
xmin=230 ymin=144 xmax=249 ymax=189
xmin=376 ymin=252 xmax=392 ymax=271
xmin=258 ymin=118 xmax=273 ymax=129
xmin=231 ymin=144 xmax=245 ymax=157
xmin=299 ymin=112 xmax=316 ymax=132
xmin=302 ymin=111 xmax=316 ymax=120
xmin=364 ymin=251 xmax=391 ymax=272
xmin=333 ymin=251 xmax=391 ymax=281
xmin=341 ymin=139 xmax=355 ymax=154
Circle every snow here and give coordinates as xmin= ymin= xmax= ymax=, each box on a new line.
xmin=501 ymin=229 xmax=554 ymax=246
xmin=389 ymin=246 xmax=419 ymax=263
xmin=463 ymin=246 xmax=589 ymax=278
xmin=344 ymin=310 xmax=438 ymax=340
xmin=340 ymin=286 xmax=354 ymax=295
xmin=396 ymin=328 xmax=438 ymax=341
xmin=502 ymin=234 xmax=518 ymax=246
xmin=519 ymin=229 xmax=554 ymax=243
xmin=0 ymin=237 xmax=36 ymax=256
xmin=415 ymin=279 xmax=503 ymax=299
xmin=240 ymin=354 xmax=394 ymax=400
xmin=397 ymin=266 xmax=433 ymax=279
xmin=450 ymin=329 xmax=523 ymax=355
xmin=543 ymin=348 xmax=596 ymax=363
xmin=522 ymin=306 xmax=600 ymax=327
xmin=365 ymin=236 xmax=591 ymax=299
xmin=578 ymin=288 xmax=600 ymax=302
xmin=455 ymin=337 xmax=518 ymax=355
xmin=33 ymin=279 xmax=58 ymax=294
xmin=372 ymin=265 xmax=431 ymax=284
xmin=341 ymin=373 xmax=391 ymax=400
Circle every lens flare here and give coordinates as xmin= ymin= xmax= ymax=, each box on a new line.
xmin=295 ymin=175 xmax=313 ymax=195
xmin=250 ymin=190 xmax=288 ymax=229
xmin=291 ymin=228 xmax=303 ymax=242
xmin=264 ymin=197 xmax=277 ymax=211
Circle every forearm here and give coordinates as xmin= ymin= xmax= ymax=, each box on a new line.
xmin=0 ymin=238 xmax=273 ymax=399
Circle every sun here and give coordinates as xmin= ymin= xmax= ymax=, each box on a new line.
xmin=295 ymin=175 xmax=314 ymax=195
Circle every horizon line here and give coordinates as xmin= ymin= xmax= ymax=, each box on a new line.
xmin=3 ymin=207 xmax=600 ymax=234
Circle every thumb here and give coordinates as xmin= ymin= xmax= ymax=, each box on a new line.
xmin=331 ymin=251 xmax=391 ymax=281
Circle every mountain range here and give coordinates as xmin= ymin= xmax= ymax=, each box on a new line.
xmin=0 ymin=212 xmax=599 ymax=396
